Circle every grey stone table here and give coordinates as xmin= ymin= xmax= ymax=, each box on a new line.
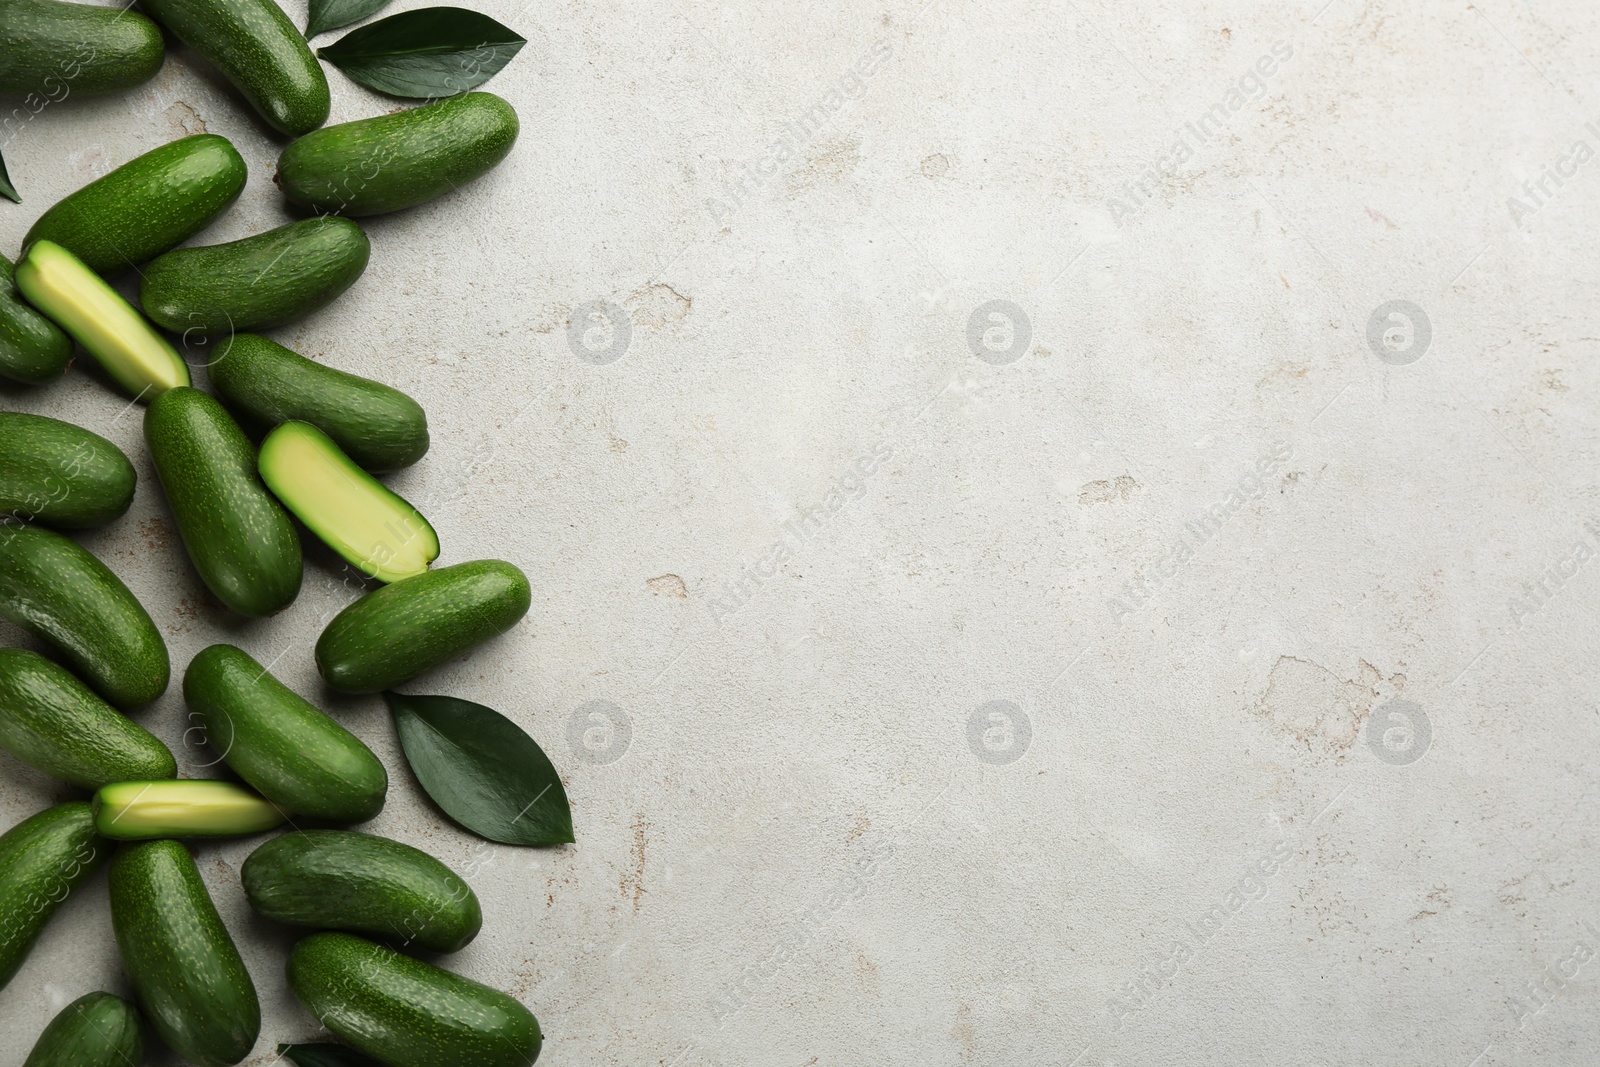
xmin=4 ymin=1 xmax=1600 ymax=1064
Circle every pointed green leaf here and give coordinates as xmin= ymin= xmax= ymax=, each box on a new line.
xmin=305 ymin=0 xmax=393 ymax=38
xmin=317 ymin=7 xmax=525 ymax=98
xmin=280 ymin=1044 xmax=385 ymax=1067
xmin=386 ymin=691 xmax=574 ymax=846
xmin=0 ymin=148 xmax=19 ymax=204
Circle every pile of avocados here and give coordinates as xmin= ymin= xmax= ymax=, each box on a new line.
xmin=0 ymin=1 xmax=547 ymax=1065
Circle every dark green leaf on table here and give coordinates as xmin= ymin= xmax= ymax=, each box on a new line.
xmin=386 ymin=691 xmax=574 ymax=846
xmin=0 ymin=149 xmax=19 ymax=204
xmin=279 ymin=1043 xmax=385 ymax=1067
xmin=317 ymin=8 xmax=526 ymax=98
xmin=305 ymin=0 xmax=394 ymax=39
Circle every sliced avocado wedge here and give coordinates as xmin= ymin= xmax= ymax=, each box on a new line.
xmin=259 ymin=421 xmax=438 ymax=583
xmin=93 ymin=779 xmax=287 ymax=839
xmin=12 ymin=240 xmax=188 ymax=399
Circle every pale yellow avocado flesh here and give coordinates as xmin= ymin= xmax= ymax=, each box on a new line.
xmin=94 ymin=779 xmax=287 ymax=838
xmin=259 ymin=420 xmax=439 ymax=583
xmin=14 ymin=239 xmax=189 ymax=398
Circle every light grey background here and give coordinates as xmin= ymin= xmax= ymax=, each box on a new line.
xmin=4 ymin=0 xmax=1600 ymax=1064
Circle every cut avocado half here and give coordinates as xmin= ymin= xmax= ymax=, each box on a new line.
xmin=12 ymin=240 xmax=189 ymax=399
xmin=93 ymin=779 xmax=287 ymax=839
xmin=259 ymin=421 xmax=439 ymax=583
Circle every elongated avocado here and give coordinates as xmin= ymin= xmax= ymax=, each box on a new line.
xmin=138 ymin=0 xmax=329 ymax=136
xmin=95 ymin=779 xmax=287 ymax=838
xmin=288 ymin=932 xmax=541 ymax=1067
xmin=22 ymin=135 xmax=247 ymax=275
xmin=209 ymin=334 xmax=429 ymax=471
xmin=0 ymin=523 xmax=170 ymax=708
xmin=0 ymin=253 xmax=72 ymax=385
xmin=1 ymin=0 xmax=164 ymax=97
xmin=277 ymin=92 xmax=519 ymax=216
xmin=145 ymin=386 xmax=303 ymax=616
xmin=0 ymin=648 xmax=175 ymax=789
xmin=316 ymin=560 xmax=531 ymax=694
xmin=0 ymin=0 xmax=163 ymax=97
xmin=243 ymin=830 xmax=481 ymax=952
xmin=260 ymin=422 xmax=437 ymax=582
xmin=0 ymin=803 xmax=108 ymax=993
xmin=140 ymin=216 xmax=369 ymax=333
xmin=0 ymin=412 xmax=135 ymax=528
xmin=110 ymin=839 xmax=260 ymax=1066
xmin=184 ymin=644 xmax=387 ymax=822
xmin=13 ymin=241 xmax=189 ymax=399
xmin=22 ymin=991 xmax=143 ymax=1067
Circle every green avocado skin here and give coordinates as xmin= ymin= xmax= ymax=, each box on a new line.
xmin=184 ymin=644 xmax=387 ymax=822
xmin=110 ymin=840 xmax=260 ymax=1067
xmin=22 ymin=134 xmax=247 ymax=276
xmin=316 ymin=560 xmax=531 ymax=694
xmin=0 ymin=803 xmax=108 ymax=994
xmin=278 ymin=92 xmax=519 ymax=217
xmin=138 ymin=0 xmax=328 ymax=137
xmin=0 ymin=523 xmax=170 ymax=709
xmin=0 ymin=412 xmax=136 ymax=529
xmin=22 ymin=991 xmax=143 ymax=1067
xmin=244 ymin=830 xmax=481 ymax=953
xmin=0 ymin=254 xmax=72 ymax=385
xmin=288 ymin=932 xmax=540 ymax=1067
xmin=0 ymin=648 xmax=175 ymax=789
xmin=0 ymin=0 xmax=164 ymax=96
xmin=144 ymin=387 xmax=303 ymax=617
xmin=210 ymin=334 xmax=429 ymax=472
xmin=140 ymin=217 xmax=370 ymax=333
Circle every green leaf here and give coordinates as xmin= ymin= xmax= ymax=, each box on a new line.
xmin=305 ymin=0 xmax=393 ymax=39
xmin=317 ymin=7 xmax=526 ymax=98
xmin=386 ymin=691 xmax=574 ymax=846
xmin=0 ymin=148 xmax=19 ymax=204
xmin=279 ymin=1044 xmax=385 ymax=1067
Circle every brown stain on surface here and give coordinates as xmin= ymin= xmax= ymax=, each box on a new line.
xmin=621 ymin=812 xmax=648 ymax=913
xmin=950 ymin=1002 xmax=976 ymax=1060
xmin=1252 ymin=656 xmax=1403 ymax=759
xmin=626 ymin=284 xmax=690 ymax=330
xmin=856 ymin=950 xmax=879 ymax=995
xmin=646 ymin=574 xmax=688 ymax=599
xmin=920 ymin=152 xmax=950 ymax=179
xmin=787 ymin=137 xmax=861 ymax=195
xmin=139 ymin=516 xmax=172 ymax=552
xmin=165 ymin=100 xmax=207 ymax=135
xmin=1078 ymin=475 xmax=1139 ymax=506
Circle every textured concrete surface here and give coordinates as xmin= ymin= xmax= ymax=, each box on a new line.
xmin=5 ymin=0 xmax=1600 ymax=1064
